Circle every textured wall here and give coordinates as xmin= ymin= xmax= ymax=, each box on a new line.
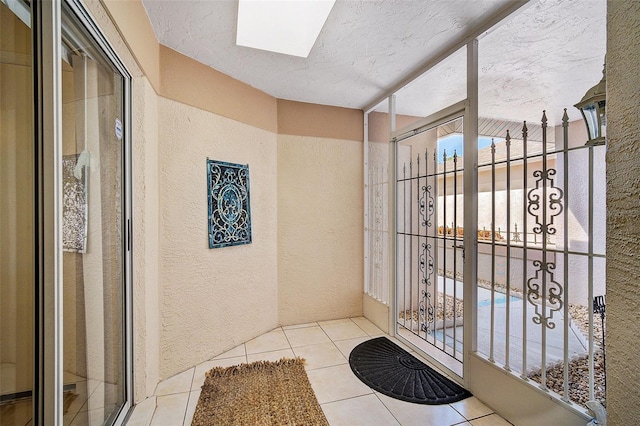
xmin=278 ymin=134 xmax=364 ymax=325
xmin=606 ymin=1 xmax=640 ymax=423
xmin=131 ymin=76 xmax=160 ymax=400
xmin=158 ymin=98 xmax=278 ymax=379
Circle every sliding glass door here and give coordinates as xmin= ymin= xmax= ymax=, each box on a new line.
xmin=1 ymin=0 xmax=131 ymax=424
xmin=60 ymin=2 xmax=130 ymax=424
xmin=0 ymin=1 xmax=34 ymax=423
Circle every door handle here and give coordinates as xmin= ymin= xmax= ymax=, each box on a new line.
xmin=453 ymin=244 xmax=465 ymax=260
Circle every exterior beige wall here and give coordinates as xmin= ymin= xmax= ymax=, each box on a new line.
xmin=277 ymin=134 xmax=364 ymax=325
xmin=158 ymin=97 xmax=279 ymax=379
xmin=606 ymin=1 xmax=640 ymax=424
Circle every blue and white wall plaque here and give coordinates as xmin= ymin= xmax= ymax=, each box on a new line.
xmin=207 ymin=159 xmax=252 ymax=249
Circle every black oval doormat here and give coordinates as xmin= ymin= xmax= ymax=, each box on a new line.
xmin=349 ymin=337 xmax=472 ymax=405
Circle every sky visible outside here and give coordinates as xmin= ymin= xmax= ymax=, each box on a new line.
xmin=437 ymin=134 xmax=498 ymax=162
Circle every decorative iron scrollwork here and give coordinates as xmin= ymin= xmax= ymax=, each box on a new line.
xmin=419 ymin=242 xmax=435 ymax=332
xmin=419 ymin=149 xmax=435 ymax=228
xmin=419 ymin=184 xmax=435 ymax=228
xmin=525 ymin=110 xmax=566 ymax=329
xmin=527 ymin=169 xmax=564 ymax=236
xmin=526 ymin=260 xmax=563 ymax=329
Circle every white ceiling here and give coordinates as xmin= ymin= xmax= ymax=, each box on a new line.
xmin=142 ymin=0 xmax=606 ymax=127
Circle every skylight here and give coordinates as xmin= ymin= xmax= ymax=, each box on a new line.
xmin=236 ymin=0 xmax=336 ymax=58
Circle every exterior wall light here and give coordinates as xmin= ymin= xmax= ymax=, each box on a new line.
xmin=574 ymin=61 xmax=607 ymax=146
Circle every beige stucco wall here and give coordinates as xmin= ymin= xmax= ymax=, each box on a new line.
xmin=606 ymin=1 xmax=640 ymax=424
xmin=277 ymin=134 xmax=364 ymax=325
xmin=157 ymin=97 xmax=279 ymax=379
xmin=101 ymin=0 xmax=366 ymax=393
xmin=131 ymin=75 xmax=160 ymax=399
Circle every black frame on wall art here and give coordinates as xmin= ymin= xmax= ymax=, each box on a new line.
xmin=207 ymin=158 xmax=252 ymax=249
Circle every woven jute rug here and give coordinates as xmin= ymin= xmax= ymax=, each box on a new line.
xmin=191 ymin=357 xmax=329 ymax=426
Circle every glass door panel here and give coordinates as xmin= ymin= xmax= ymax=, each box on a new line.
xmin=61 ymin=4 xmax=127 ymax=424
xmin=0 ymin=1 xmax=34 ymax=424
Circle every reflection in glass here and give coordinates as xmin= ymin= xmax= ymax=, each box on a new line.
xmin=61 ymin=4 xmax=126 ymax=424
xmin=0 ymin=1 xmax=34 ymax=424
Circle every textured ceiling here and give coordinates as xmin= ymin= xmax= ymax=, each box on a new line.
xmin=142 ymin=0 xmax=606 ymax=126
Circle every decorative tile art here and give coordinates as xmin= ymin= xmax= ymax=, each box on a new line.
xmin=62 ymin=154 xmax=88 ymax=253
xmin=207 ymin=159 xmax=252 ymax=249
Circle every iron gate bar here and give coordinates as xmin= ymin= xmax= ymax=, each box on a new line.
xmin=421 ymin=149 xmax=436 ymax=341
xmin=490 ymin=139 xmax=496 ymax=362
xmin=477 ymin=243 xmax=604 ymax=258
xmin=505 ymin=130 xmax=512 ymax=371
xmin=521 ymin=121 xmax=529 ymax=380
xmin=541 ymin=111 xmax=549 ymax=390
xmin=442 ymin=150 xmax=448 ymax=353
xmin=403 ymin=163 xmax=407 ymax=329
xmin=453 ymin=150 xmax=458 ymax=357
xmin=562 ymin=109 xmax=570 ymax=402
xmin=479 ymin=143 xmax=597 ymax=168
xmin=417 ymin=154 xmax=421 ymax=339
xmin=410 ymin=159 xmax=414 ymax=336
xmin=432 ymin=150 xmax=439 ymax=343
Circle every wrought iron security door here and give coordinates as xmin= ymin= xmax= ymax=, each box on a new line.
xmin=395 ymin=114 xmax=466 ymax=366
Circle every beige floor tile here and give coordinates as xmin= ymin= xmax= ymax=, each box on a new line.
xmin=191 ymin=356 xmax=246 ymax=391
xmin=211 ymin=344 xmax=245 ymax=360
xmin=125 ymin=396 xmax=156 ymax=426
xmin=306 ymin=364 xmax=372 ymax=404
xmin=247 ymin=348 xmax=296 ymax=363
xmin=450 ymin=397 xmax=494 ymax=420
xmin=292 ymin=342 xmax=347 ymax=370
xmin=470 ymin=414 xmax=512 ymax=426
xmin=320 ymin=321 xmax=368 ymax=341
xmin=183 ymin=390 xmax=201 ymax=426
xmin=351 ymin=317 xmax=385 ymax=337
xmin=282 ymin=322 xmax=317 ymax=330
xmin=150 ymin=393 xmax=189 ymax=426
xmin=284 ymin=325 xmax=332 ymax=347
xmin=155 ymin=368 xmax=194 ymax=396
xmin=318 ymin=318 xmax=352 ymax=326
xmin=321 ymin=394 xmax=400 ymax=426
xmin=333 ymin=336 xmax=371 ymax=359
xmin=245 ymin=328 xmax=290 ymax=354
xmin=376 ymin=392 xmax=466 ymax=426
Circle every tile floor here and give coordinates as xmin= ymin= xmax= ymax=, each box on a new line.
xmin=126 ymin=317 xmax=512 ymax=426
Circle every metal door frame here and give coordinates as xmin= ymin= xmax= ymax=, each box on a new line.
xmin=390 ymin=97 xmax=476 ymax=381
xmin=34 ymin=0 xmax=133 ymax=423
